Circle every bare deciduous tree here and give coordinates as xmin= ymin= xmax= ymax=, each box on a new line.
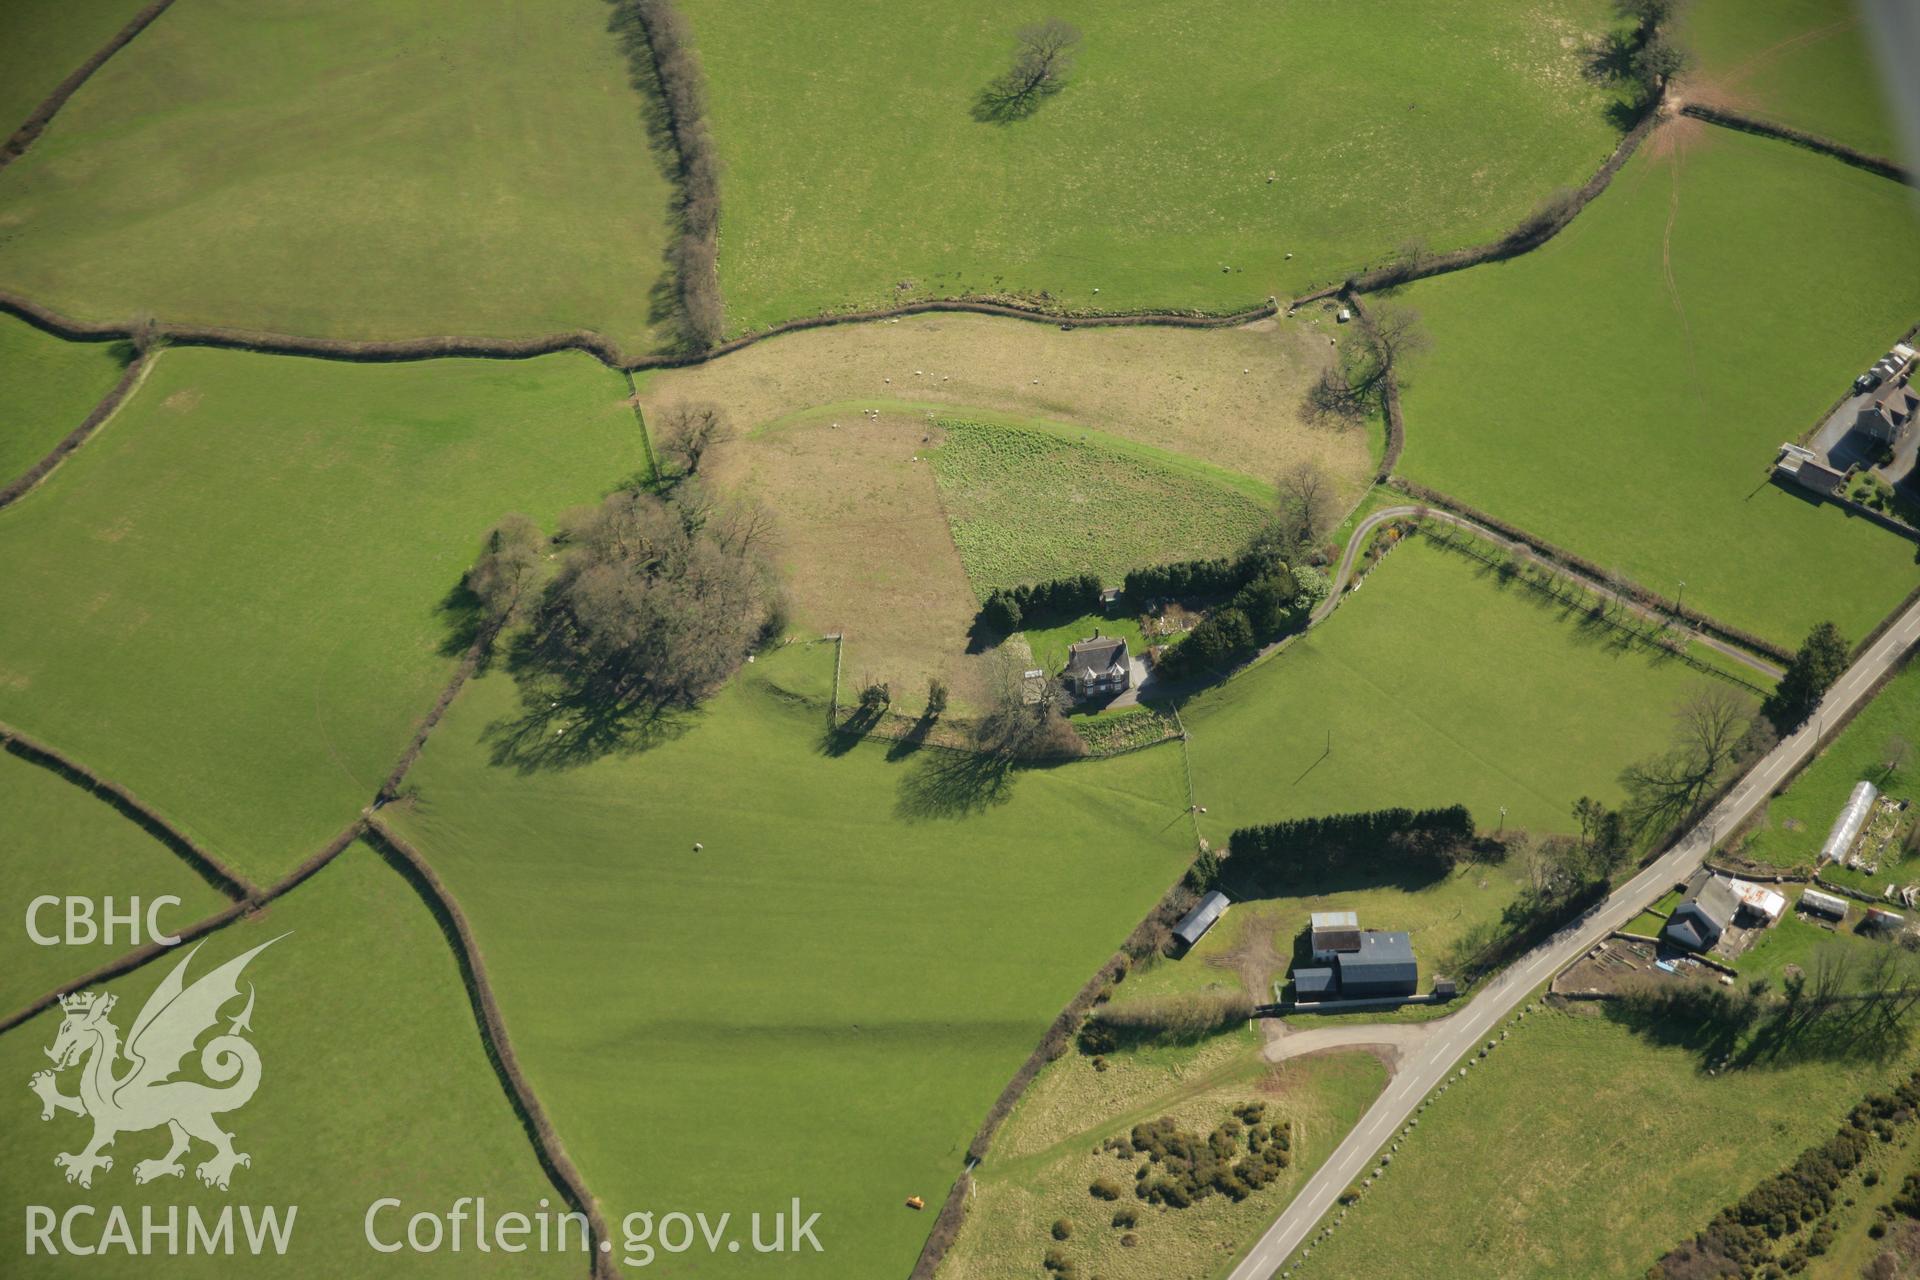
xmin=657 ymin=402 xmax=732 ymax=477
xmin=466 ymin=513 xmax=546 ymax=630
xmin=1272 ymin=461 xmax=1338 ymax=551
xmin=974 ymin=657 xmax=1083 ymax=759
xmin=1676 ymin=683 xmax=1750 ymax=781
xmin=975 ymin=18 xmax=1082 ymax=121
xmin=1304 ymin=304 xmax=1429 ymax=420
xmin=1623 ymin=681 xmax=1756 ymax=835
xmin=526 ymin=485 xmax=776 ymax=708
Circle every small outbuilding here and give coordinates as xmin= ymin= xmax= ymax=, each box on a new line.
xmin=1665 ymin=876 xmax=1741 ymax=952
xmin=1729 ymin=878 xmax=1788 ymax=925
xmin=1292 ymin=967 xmax=1337 ymax=1000
xmin=1866 ymin=906 xmax=1907 ymax=933
xmin=1821 ymin=780 xmax=1881 ymax=864
xmin=1775 ymin=443 xmax=1847 ymax=496
xmin=1172 ymin=891 xmax=1230 ymax=951
xmin=1309 ymin=910 xmax=1362 ymax=962
xmin=1799 ymin=888 xmax=1850 ymax=922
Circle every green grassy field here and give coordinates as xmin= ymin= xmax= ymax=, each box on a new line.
xmin=0 ymin=316 xmax=126 ymax=486
xmin=1294 ymin=1003 xmax=1919 ymax=1279
xmin=382 ymin=641 xmax=1199 ymax=1278
xmin=1679 ymin=0 xmax=1901 ymax=157
xmin=1181 ymin=537 xmax=1760 ymax=845
xmin=680 ymin=0 xmax=1629 ymax=332
xmin=928 ymin=417 xmax=1271 ymax=594
xmin=1737 ymin=659 xmax=1920 ymax=876
xmin=0 ymin=747 xmax=230 ymax=1014
xmin=944 ymin=1030 xmax=1387 ymax=1280
xmin=0 ymin=0 xmax=150 ymax=135
xmin=1395 ymin=127 xmax=1920 ymax=647
xmin=0 ymin=842 xmax=574 ymax=1276
xmin=0 ymin=346 xmax=641 ymax=884
xmin=0 ymin=0 xmax=676 ymax=350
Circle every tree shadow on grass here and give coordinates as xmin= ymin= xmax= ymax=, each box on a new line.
xmin=884 ymin=711 xmax=940 ymax=761
xmin=1600 ymin=982 xmax=1916 ymax=1073
xmin=970 ymin=79 xmax=1063 ymax=124
xmin=482 ymin=639 xmax=696 ymax=773
xmin=436 ymin=580 xmax=485 ymax=659
xmin=819 ymin=704 xmax=884 ymax=758
xmin=895 ymin=748 xmax=1016 ymax=820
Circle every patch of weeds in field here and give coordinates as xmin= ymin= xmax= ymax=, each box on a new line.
xmin=927 ymin=419 xmax=1269 ymax=595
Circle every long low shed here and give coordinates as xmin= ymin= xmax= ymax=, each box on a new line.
xmin=1801 ymin=888 xmax=1850 ymax=920
xmin=1821 ymin=780 xmax=1881 ymax=863
xmin=1172 ymin=891 xmax=1230 ymax=949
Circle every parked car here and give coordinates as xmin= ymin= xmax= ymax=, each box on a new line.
xmin=1858 ymin=344 xmax=1918 ymax=392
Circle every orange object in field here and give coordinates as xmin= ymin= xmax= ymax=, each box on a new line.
xmin=905 ymin=1196 xmax=925 ymax=1211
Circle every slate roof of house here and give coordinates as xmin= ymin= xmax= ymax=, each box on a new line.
xmin=1064 ymin=635 xmax=1128 ymax=676
xmin=1667 ymin=876 xmax=1741 ymax=950
xmin=1172 ymin=890 xmax=1230 ymax=947
xmin=1879 ymin=380 xmax=1917 ymax=417
xmin=1337 ymin=930 xmax=1417 ymax=986
xmin=1293 ymin=967 xmax=1337 ymax=998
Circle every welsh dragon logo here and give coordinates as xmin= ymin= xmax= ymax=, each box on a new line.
xmin=29 ymin=935 xmax=285 ymax=1191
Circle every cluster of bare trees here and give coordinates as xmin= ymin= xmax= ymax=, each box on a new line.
xmin=516 ymin=482 xmax=779 ymax=710
xmin=974 ymin=18 xmax=1081 ymax=122
xmin=609 ymin=0 xmax=724 ymax=347
xmin=655 ymin=401 xmax=732 ymax=478
xmin=1622 ymin=936 xmax=1920 ymax=1064
xmin=466 ymin=514 xmax=546 ymax=633
xmin=1304 ymin=304 xmax=1428 ymax=421
xmin=973 ymin=656 xmax=1084 ymax=760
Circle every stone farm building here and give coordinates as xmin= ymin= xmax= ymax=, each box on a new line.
xmin=1664 ymin=875 xmax=1741 ymax=952
xmin=1061 ymin=633 xmax=1130 ymax=701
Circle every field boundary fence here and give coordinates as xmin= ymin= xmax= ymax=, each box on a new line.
xmin=1415 ymin=521 xmax=1774 ymax=695
xmin=0 ymin=0 xmax=180 ymax=172
xmin=1679 ymin=103 xmax=1914 ymax=185
xmin=366 ymin=820 xmax=619 ymax=1278
xmin=0 ymin=719 xmax=255 ymax=899
xmin=1389 ymin=478 xmax=1793 ymax=666
xmin=0 ymin=349 xmax=151 ymax=510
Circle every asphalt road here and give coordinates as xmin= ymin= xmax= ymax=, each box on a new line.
xmin=1225 ymin=591 xmax=1920 ymax=1280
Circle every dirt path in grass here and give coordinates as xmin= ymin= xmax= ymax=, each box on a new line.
xmin=1261 ymin=1018 xmax=1440 ymax=1072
